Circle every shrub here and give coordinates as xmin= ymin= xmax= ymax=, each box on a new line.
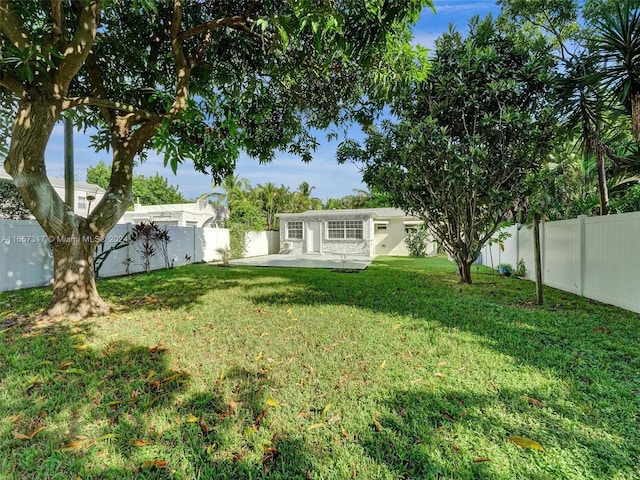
xmin=404 ymin=225 xmax=430 ymax=257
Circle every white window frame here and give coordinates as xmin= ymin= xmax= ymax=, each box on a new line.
xmin=286 ymin=221 xmax=304 ymax=240
xmin=77 ymin=195 xmax=86 ymax=210
xmin=326 ymin=220 xmax=363 ymax=240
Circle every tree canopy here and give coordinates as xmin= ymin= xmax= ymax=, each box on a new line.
xmin=338 ymin=16 xmax=558 ymax=283
xmin=0 ymin=0 xmax=433 ymax=319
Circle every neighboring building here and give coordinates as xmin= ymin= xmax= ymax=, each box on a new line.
xmin=0 ymin=166 xmax=105 ymax=217
xmin=276 ymin=208 xmax=438 ymax=257
xmin=118 ymin=199 xmax=227 ymax=227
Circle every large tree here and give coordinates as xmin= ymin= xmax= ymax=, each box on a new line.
xmin=0 ymin=0 xmax=431 ymax=319
xmin=338 ymin=16 xmax=557 ymax=283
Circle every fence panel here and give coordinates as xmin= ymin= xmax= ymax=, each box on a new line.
xmin=543 ymin=219 xmax=581 ymax=295
xmin=0 ymin=220 xmax=52 ymax=291
xmin=482 ymin=212 xmax=640 ymax=314
xmin=244 ymin=231 xmax=280 ymax=257
xmin=582 ymin=213 xmax=640 ymax=313
xmin=1 ymin=220 xmax=232 ymax=291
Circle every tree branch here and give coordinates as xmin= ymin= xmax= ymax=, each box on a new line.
xmin=55 ymin=1 xmax=100 ymax=90
xmin=0 ymin=70 xmax=27 ymax=96
xmin=50 ymin=0 xmax=68 ymax=51
xmin=0 ymin=0 xmax=30 ymax=51
xmin=62 ymin=96 xmax=160 ymax=122
xmin=84 ymin=47 xmax=112 ymax=122
xmin=169 ymin=0 xmax=191 ymax=116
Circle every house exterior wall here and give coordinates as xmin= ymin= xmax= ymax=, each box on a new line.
xmin=119 ymin=202 xmax=226 ymax=228
xmin=374 ymin=218 xmax=412 ymax=256
xmin=279 ymin=213 xmax=374 ymax=256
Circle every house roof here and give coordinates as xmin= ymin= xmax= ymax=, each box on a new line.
xmin=277 ymin=207 xmax=418 ymax=219
xmin=0 ymin=166 xmax=105 ymax=194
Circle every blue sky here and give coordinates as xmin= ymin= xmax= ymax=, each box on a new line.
xmin=44 ymin=0 xmax=500 ymax=203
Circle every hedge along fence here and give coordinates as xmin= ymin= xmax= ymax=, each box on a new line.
xmin=0 ymin=220 xmax=230 ymax=292
xmin=481 ymin=211 xmax=640 ymax=314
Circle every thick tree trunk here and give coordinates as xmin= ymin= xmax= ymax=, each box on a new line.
xmin=457 ymin=260 xmax=473 ymax=284
xmin=42 ymin=235 xmax=109 ymax=320
xmin=595 ymin=146 xmax=609 ymax=216
xmin=533 ymin=213 xmax=543 ymax=305
xmin=6 ymin=101 xmax=139 ymax=321
xmin=632 ymin=92 xmax=640 ymax=142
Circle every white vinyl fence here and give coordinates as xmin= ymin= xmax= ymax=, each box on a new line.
xmin=0 ymin=219 xmax=230 ymax=292
xmin=244 ymin=230 xmax=280 ymax=257
xmin=481 ymin=211 xmax=640 ymax=314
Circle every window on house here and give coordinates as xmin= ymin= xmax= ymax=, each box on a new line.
xmin=77 ymin=195 xmax=86 ymax=210
xmin=327 ymin=220 xmax=363 ymax=239
xmin=404 ymin=226 xmax=419 ymax=235
xmin=287 ymin=221 xmax=303 ymax=239
xmin=375 ymin=224 xmax=388 ymax=231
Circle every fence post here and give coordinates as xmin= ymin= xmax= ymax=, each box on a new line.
xmin=577 ymin=215 xmax=586 ymax=297
xmin=0 ymin=220 xmax=4 ymax=291
xmin=193 ymin=225 xmax=197 ymax=263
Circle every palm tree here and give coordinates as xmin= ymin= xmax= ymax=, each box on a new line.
xmin=198 ymin=174 xmax=251 ymax=210
xmin=594 ymin=0 xmax=640 ymax=140
xmin=559 ymin=54 xmax=611 ymax=214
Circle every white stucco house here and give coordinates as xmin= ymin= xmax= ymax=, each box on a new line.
xmin=276 ymin=208 xmax=438 ymax=257
xmin=118 ymin=199 xmax=227 ymax=227
xmin=0 ymin=166 xmax=105 ymax=217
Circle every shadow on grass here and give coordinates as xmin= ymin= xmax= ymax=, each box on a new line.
xmin=0 ymin=321 xmax=316 ymax=479
xmin=360 ymin=386 xmax=637 ymax=480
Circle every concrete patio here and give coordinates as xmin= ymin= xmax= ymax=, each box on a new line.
xmin=229 ymin=253 xmax=373 ymax=270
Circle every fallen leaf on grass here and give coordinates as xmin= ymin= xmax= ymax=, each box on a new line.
xmin=6 ymin=414 xmax=23 ymax=423
xmin=474 ymin=458 xmax=491 ymax=463
xmin=186 ymin=415 xmax=200 ymax=423
xmin=254 ymin=410 xmax=266 ymax=428
xmin=143 ymin=460 xmax=168 ymax=469
xmin=451 ymin=393 xmax=464 ymax=405
xmin=266 ymin=398 xmax=280 ymax=408
xmin=379 ymin=360 xmax=386 ymax=370
xmin=434 ymin=373 xmax=445 ymax=378
xmin=199 ymin=417 xmax=211 ymax=435
xmin=508 ymin=436 xmax=545 ymax=451
xmin=146 ymin=370 xmax=156 ymax=380
xmin=228 ymin=400 xmax=243 ymax=414
xmin=57 ymin=440 xmax=86 ymax=451
xmin=307 ymin=423 xmax=325 ymax=431
xmin=328 ymin=414 xmax=341 ymax=424
xmin=131 ymin=439 xmax=153 ymax=447
xmin=372 ymin=419 xmax=384 ymax=432
xmin=149 ymin=343 xmax=168 ymax=353
xmin=441 ymin=411 xmax=455 ymax=421
xmin=593 ymin=326 xmax=609 ymax=334
xmin=13 ymin=426 xmax=46 ymax=441
xmin=523 ymin=396 xmax=545 ymax=408
xmin=72 ymin=344 xmax=88 ymax=351
xmin=160 ymin=371 xmax=186 ymax=384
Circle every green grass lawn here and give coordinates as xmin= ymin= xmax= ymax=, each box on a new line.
xmin=0 ymin=256 xmax=638 ymax=479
